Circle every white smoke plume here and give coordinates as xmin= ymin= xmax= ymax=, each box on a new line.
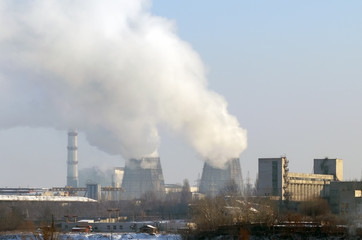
xmin=0 ymin=0 xmax=247 ymax=168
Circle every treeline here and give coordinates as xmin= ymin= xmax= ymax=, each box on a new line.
xmin=185 ymin=194 xmax=350 ymax=239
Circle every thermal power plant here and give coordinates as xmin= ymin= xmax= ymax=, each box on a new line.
xmin=199 ymin=158 xmax=243 ymax=197
xmin=121 ymin=157 xmax=165 ymax=200
xmin=67 ymin=130 xmax=79 ymax=188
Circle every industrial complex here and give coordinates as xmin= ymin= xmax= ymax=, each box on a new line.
xmin=257 ymin=157 xmax=362 ymax=222
xmin=63 ymin=130 xmax=245 ymax=201
xmin=0 ymin=131 xmax=361 ymax=231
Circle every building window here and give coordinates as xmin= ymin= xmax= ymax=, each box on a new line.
xmin=272 ymin=161 xmax=278 ymax=196
xmin=355 ymin=190 xmax=362 ymax=198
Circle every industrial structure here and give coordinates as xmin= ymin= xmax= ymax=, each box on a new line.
xmin=1 ymin=126 xmax=362 ymax=225
xmin=256 ymin=156 xmax=362 ymax=223
xmin=199 ymin=158 xmax=243 ymax=197
xmin=329 ymin=181 xmax=362 ymax=222
xmin=67 ymin=130 xmax=79 ymax=188
xmin=257 ymin=157 xmax=342 ymax=201
xmin=121 ymin=157 xmax=165 ymax=200
xmin=314 ymin=158 xmax=343 ymax=181
xmin=112 ymin=167 xmax=124 ymax=200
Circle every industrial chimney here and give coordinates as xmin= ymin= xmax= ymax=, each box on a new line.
xmin=67 ymin=130 xmax=79 ymax=187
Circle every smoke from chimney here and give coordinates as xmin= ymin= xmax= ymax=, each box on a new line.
xmin=0 ymin=0 xmax=247 ymax=168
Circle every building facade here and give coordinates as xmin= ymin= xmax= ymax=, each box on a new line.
xmin=257 ymin=157 xmax=341 ymax=201
xmin=314 ymin=158 xmax=343 ymax=181
xmin=288 ymin=173 xmax=333 ymax=201
xmin=257 ymin=157 xmax=287 ymax=199
xmin=329 ymin=181 xmax=362 ymax=223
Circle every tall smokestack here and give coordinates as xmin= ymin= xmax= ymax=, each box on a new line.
xmin=67 ymin=130 xmax=79 ymax=187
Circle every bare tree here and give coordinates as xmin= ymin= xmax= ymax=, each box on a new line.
xmin=191 ymin=197 xmax=232 ymax=231
xmin=181 ymin=179 xmax=192 ymax=204
xmin=299 ymin=197 xmax=330 ymax=218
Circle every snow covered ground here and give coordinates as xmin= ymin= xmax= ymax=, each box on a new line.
xmin=0 ymin=233 xmax=182 ymax=240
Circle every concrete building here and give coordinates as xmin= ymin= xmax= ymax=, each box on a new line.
xmin=258 ymin=157 xmax=287 ymax=199
xmin=257 ymin=157 xmax=340 ymax=201
xmin=288 ymin=173 xmax=333 ymax=201
xmin=314 ymin=158 xmax=343 ymax=181
xmin=199 ymin=158 xmax=243 ymax=197
xmin=121 ymin=157 xmax=165 ymax=200
xmin=86 ymin=184 xmax=101 ymax=201
xmin=329 ymin=181 xmax=362 ymax=224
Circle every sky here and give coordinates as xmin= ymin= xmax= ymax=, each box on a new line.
xmin=0 ymin=0 xmax=362 ymax=188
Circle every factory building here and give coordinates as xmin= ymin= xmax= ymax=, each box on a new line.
xmin=257 ymin=157 xmax=341 ymax=201
xmin=329 ymin=181 xmax=362 ymax=223
xmin=258 ymin=157 xmax=287 ymax=199
xmin=199 ymin=158 xmax=243 ymax=197
xmin=121 ymin=157 xmax=165 ymax=200
xmin=314 ymin=158 xmax=343 ymax=181
xmin=287 ymin=173 xmax=333 ymax=201
xmin=86 ymin=184 xmax=101 ymax=201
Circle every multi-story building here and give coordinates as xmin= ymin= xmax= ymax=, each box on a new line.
xmin=314 ymin=158 xmax=343 ymax=181
xmin=258 ymin=157 xmax=288 ymax=199
xmin=287 ymin=173 xmax=333 ymax=201
xmin=257 ymin=157 xmax=342 ymax=201
xmin=329 ymin=181 xmax=362 ymax=223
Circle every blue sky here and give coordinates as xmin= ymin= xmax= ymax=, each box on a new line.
xmin=0 ymin=1 xmax=361 ymax=188
xmin=151 ymin=0 xmax=362 ymax=182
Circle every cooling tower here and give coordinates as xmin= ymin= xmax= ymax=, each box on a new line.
xmin=199 ymin=158 xmax=243 ymax=197
xmin=67 ymin=130 xmax=79 ymax=187
xmin=112 ymin=167 xmax=124 ymax=201
xmin=121 ymin=157 xmax=165 ymax=200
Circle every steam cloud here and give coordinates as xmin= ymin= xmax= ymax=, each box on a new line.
xmin=0 ymin=0 xmax=247 ymax=168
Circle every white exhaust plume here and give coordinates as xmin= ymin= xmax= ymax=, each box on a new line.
xmin=0 ymin=0 xmax=247 ymax=168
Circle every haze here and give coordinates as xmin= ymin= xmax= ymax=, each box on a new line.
xmin=0 ymin=0 xmax=361 ymax=188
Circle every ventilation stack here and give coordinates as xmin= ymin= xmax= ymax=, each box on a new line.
xmin=199 ymin=158 xmax=243 ymax=197
xmin=67 ymin=130 xmax=79 ymax=187
xmin=121 ymin=157 xmax=165 ymax=200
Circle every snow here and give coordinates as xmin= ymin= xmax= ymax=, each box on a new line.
xmin=0 ymin=195 xmax=97 ymax=202
xmin=0 ymin=233 xmax=181 ymax=240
